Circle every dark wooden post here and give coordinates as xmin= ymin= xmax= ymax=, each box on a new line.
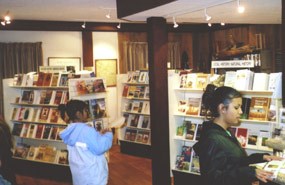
xmin=82 ymin=31 xmax=93 ymax=67
xmin=282 ymin=0 xmax=285 ymax=106
xmin=147 ymin=17 xmax=171 ymax=185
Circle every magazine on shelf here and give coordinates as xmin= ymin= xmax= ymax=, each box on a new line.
xmin=248 ymin=97 xmax=271 ymax=121
xmin=185 ymin=98 xmax=201 ymax=116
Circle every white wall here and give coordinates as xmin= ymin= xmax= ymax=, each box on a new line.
xmin=0 ymin=31 xmax=82 ymax=66
xmin=1 ymin=30 xmax=120 ymax=124
xmin=93 ymin=32 xmax=119 ymax=123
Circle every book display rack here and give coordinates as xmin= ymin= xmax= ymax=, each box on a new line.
xmin=118 ymin=70 xmax=151 ymax=158
xmin=168 ymin=69 xmax=281 ymax=185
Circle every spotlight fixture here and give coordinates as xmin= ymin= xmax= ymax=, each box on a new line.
xmin=204 ymin=8 xmax=211 ymax=21
xmin=237 ymin=0 xmax=245 ymax=13
xmin=81 ymin=21 xmax=86 ymax=29
xmin=221 ymin=22 xmax=225 ymax=26
xmin=208 ymin=22 xmax=212 ymax=27
xmin=173 ymin=17 xmax=179 ymax=28
xmin=106 ymin=9 xmax=111 ymax=19
xmin=1 ymin=11 xmax=11 ymax=26
xmin=117 ymin=22 xmax=121 ymax=29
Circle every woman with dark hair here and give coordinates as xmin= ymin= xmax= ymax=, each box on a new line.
xmin=58 ymin=99 xmax=113 ymax=185
xmin=193 ymin=84 xmax=281 ymax=185
xmin=0 ymin=118 xmax=16 ymax=185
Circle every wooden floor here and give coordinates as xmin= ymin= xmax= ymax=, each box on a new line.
xmin=16 ymin=144 xmax=152 ymax=185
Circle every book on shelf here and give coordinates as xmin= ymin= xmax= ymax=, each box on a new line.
xmin=209 ymin=74 xmax=225 ymax=87
xmin=56 ymin=126 xmax=65 ymax=141
xmin=130 ymin=71 xmax=140 ymax=83
xmin=92 ymin=119 xmax=104 ymax=131
xmin=144 ymin=86 xmax=149 ymax=99
xmin=129 ymin=114 xmax=140 ymax=127
xmin=36 ymin=72 xmax=46 ymax=86
xmin=179 ymin=73 xmax=188 ymax=88
xmin=26 ymin=146 xmax=38 ymax=160
xmin=195 ymin=124 xmax=203 ymax=141
xmin=42 ymin=125 xmax=52 ymax=139
xmin=56 ymin=149 xmax=69 ymax=165
xmin=34 ymin=144 xmax=46 ymax=161
xmin=268 ymin=72 xmax=282 ymax=99
xmin=184 ymin=121 xmax=197 ymax=140
xmin=14 ymin=143 xmax=30 ymax=159
xmin=224 ymin=71 xmax=237 ymax=88
xmin=124 ymin=128 xmax=132 ymax=140
xmin=175 ymin=146 xmax=192 ymax=171
xmin=127 ymin=86 xmax=136 ymax=98
xmin=123 ymin=102 xmax=133 ymax=112
xmin=138 ymin=71 xmax=148 ymax=83
xmin=122 ymin=85 xmax=129 ymax=97
xmin=13 ymin=74 xmax=24 ymax=86
xmin=190 ymin=150 xmax=200 ymax=173
xmin=57 ymin=72 xmax=69 ymax=87
xmin=126 ymin=71 xmax=134 ymax=83
xmin=258 ymin=130 xmax=271 ymax=150
xmin=234 ymin=69 xmax=254 ymax=91
xmin=31 ymin=108 xmax=40 ymax=122
xmin=43 ymin=145 xmax=57 ymax=163
xmin=42 ymin=72 xmax=53 ymax=86
xmin=185 ymin=73 xmax=197 ymax=89
xmin=17 ymin=107 xmax=33 ymax=121
xmin=12 ymin=123 xmax=23 ymax=136
xmin=241 ymin=97 xmax=251 ymax=119
xmin=35 ymin=124 xmax=45 ymax=139
xmin=177 ymin=100 xmax=187 ymax=114
xmin=130 ymin=129 xmax=138 ymax=141
xmin=48 ymin=108 xmax=60 ymax=123
xmin=39 ymin=90 xmax=53 ymax=104
xmin=137 ymin=102 xmax=144 ymax=113
xmin=20 ymin=90 xmax=34 ymax=104
xmin=27 ymin=124 xmax=37 ymax=138
xmin=89 ymin=98 xmax=107 ymax=119
xmin=142 ymin=131 xmax=150 ymax=144
xmin=135 ymin=130 xmax=144 ymax=143
xmin=133 ymin=86 xmax=145 ymax=99
xmin=252 ymin=73 xmax=269 ymax=91
xmin=38 ymin=107 xmax=51 ymax=122
xmin=11 ymin=107 xmax=18 ymax=120
xmin=49 ymin=126 xmax=59 ymax=140
xmin=236 ymin=127 xmax=248 ymax=148
xmin=176 ymin=123 xmax=185 ymax=137
xmin=141 ymin=116 xmax=150 ymax=129
xmin=185 ymin=98 xmax=201 ymax=116
xmin=50 ymin=73 xmax=59 ymax=87
xmin=131 ymin=101 xmax=140 ymax=113
xmin=142 ymin=101 xmax=150 ymax=114
xmin=51 ymin=90 xmax=64 ymax=105
xmin=248 ymin=97 xmax=271 ymax=121
xmin=20 ymin=123 xmax=30 ymax=138
xmin=196 ymin=73 xmax=209 ymax=89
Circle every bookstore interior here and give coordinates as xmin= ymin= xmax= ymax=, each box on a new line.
xmin=1 ymin=1 xmax=285 ymax=185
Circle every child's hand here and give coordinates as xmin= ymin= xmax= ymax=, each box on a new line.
xmin=263 ymin=155 xmax=284 ymax=161
xmin=100 ymin=128 xmax=112 ymax=134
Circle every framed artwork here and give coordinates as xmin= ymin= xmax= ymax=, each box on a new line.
xmin=95 ymin=59 xmax=117 ymax=87
xmin=48 ymin=57 xmax=81 ymax=72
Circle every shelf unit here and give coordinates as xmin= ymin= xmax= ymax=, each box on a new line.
xmin=168 ymin=70 xmax=277 ymax=185
xmin=117 ymin=73 xmax=151 ymax=158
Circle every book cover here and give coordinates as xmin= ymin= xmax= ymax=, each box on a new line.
xmin=185 ymin=121 xmax=197 ymax=140
xmin=48 ymin=108 xmax=60 ymax=123
xmin=12 ymin=123 xmax=23 ymax=136
xmin=20 ymin=90 xmax=34 ymax=104
xmin=130 ymin=71 xmax=140 ymax=83
xmin=56 ymin=150 xmax=69 ymax=164
xmin=252 ymin=73 xmax=269 ymax=91
xmin=142 ymin=101 xmax=150 ymax=114
xmin=241 ymin=97 xmax=251 ymax=119
xmin=179 ymin=74 xmax=188 ymax=88
xmin=141 ymin=116 xmax=150 ymax=129
xmin=42 ymin=72 xmax=53 ymax=86
xmin=190 ymin=150 xmax=200 ymax=173
xmin=248 ymin=97 xmax=271 ymax=121
xmin=130 ymin=115 xmax=140 ymax=127
xmin=38 ymin=107 xmax=50 ymax=122
xmin=93 ymin=78 xmax=106 ymax=93
xmin=137 ymin=102 xmax=144 ymax=113
xmin=20 ymin=123 xmax=30 ymax=137
xmin=138 ymin=71 xmax=148 ymax=83
xmin=122 ymin=85 xmax=129 ymax=97
xmin=58 ymin=72 xmax=69 ymax=87
xmin=14 ymin=143 xmax=30 ymax=159
xmin=90 ymin=98 xmax=107 ymax=119
xmin=36 ymin=72 xmax=45 ymax=86
xmin=56 ymin=126 xmax=65 ymax=140
xmin=39 ymin=90 xmax=53 ymax=104
xmin=49 ymin=126 xmax=59 ymax=140
xmin=35 ymin=124 xmax=44 ymax=139
xmin=258 ymin=130 xmax=271 ymax=150
xmin=185 ymin=73 xmax=197 ymax=89
xmin=175 ymin=155 xmax=190 ymax=171
xmin=142 ymin=131 xmax=150 ymax=144
xmin=42 ymin=125 xmax=52 ymax=139
xmin=50 ymin=73 xmax=59 ymax=87
xmin=11 ymin=107 xmax=18 ymax=120
xmin=35 ymin=144 xmax=46 ymax=161
xmin=196 ymin=73 xmax=209 ymax=89
xmin=127 ymin=86 xmax=136 ymax=98
xmin=124 ymin=128 xmax=131 ymax=140
xmin=236 ymin=127 xmax=248 ymax=148
xmin=27 ymin=124 xmax=37 ymax=138
xmin=195 ymin=124 xmax=203 ymax=141
xmin=26 ymin=146 xmax=38 ymax=160
xmin=131 ymin=101 xmax=140 ymax=113
xmin=234 ymin=69 xmax=254 ymax=91
xmin=247 ymin=129 xmax=258 ymax=146
xmin=268 ymin=72 xmax=282 ymax=99
xmin=224 ymin=71 xmax=237 ymax=88
xmin=136 ymin=130 xmax=144 ymax=143
xmin=181 ymin=145 xmax=192 ymax=162
xmin=52 ymin=90 xmax=63 ymax=105
xmin=130 ymin=129 xmax=138 ymax=141
xmin=186 ymin=98 xmax=201 ymax=116
xmin=144 ymin=86 xmax=150 ymax=99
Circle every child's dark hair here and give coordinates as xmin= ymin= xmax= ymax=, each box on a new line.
xmin=58 ymin=99 xmax=88 ymax=122
xmin=202 ymin=84 xmax=242 ymax=119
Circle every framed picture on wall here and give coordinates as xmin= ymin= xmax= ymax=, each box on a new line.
xmin=48 ymin=57 xmax=81 ymax=72
xmin=94 ymin=59 xmax=117 ymax=87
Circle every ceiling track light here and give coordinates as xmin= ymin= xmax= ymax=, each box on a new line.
xmin=81 ymin=21 xmax=86 ymax=29
xmin=204 ymin=8 xmax=211 ymax=21
xmin=237 ymin=0 xmax=245 ymax=13
xmin=117 ymin=22 xmax=121 ymax=29
xmin=221 ymin=22 xmax=225 ymax=26
xmin=208 ymin=22 xmax=212 ymax=27
xmin=106 ymin=9 xmax=111 ymax=19
xmin=173 ymin=17 xmax=179 ymax=28
xmin=1 ymin=10 xmax=11 ymax=26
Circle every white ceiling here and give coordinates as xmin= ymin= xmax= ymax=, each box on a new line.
xmin=0 ymin=0 xmax=282 ymax=25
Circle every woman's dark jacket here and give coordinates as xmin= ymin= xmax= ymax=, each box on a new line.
xmin=0 ymin=121 xmax=16 ymax=185
xmin=193 ymin=121 xmax=267 ymax=185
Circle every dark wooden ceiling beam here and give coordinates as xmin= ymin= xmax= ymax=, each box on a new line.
xmin=116 ymin=0 xmax=176 ymax=18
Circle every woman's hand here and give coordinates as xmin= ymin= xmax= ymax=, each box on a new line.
xmin=263 ymin=155 xmax=283 ymax=162
xmin=100 ymin=128 xmax=112 ymax=134
xmin=255 ymin=168 xmax=273 ymax=183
